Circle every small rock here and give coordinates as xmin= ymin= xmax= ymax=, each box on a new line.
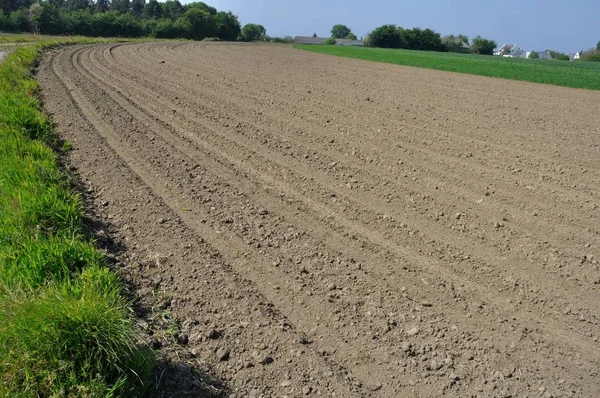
xmin=207 ymin=329 xmax=222 ymax=339
xmin=502 ymin=367 xmax=515 ymax=378
xmin=327 ymin=282 xmax=337 ymax=291
xmin=260 ymin=355 xmax=274 ymax=365
xmin=402 ymin=341 xmax=411 ymax=352
xmin=101 ymin=200 xmax=109 ymax=207
xmin=366 ymin=381 xmax=382 ymax=391
xmin=157 ymin=217 xmax=167 ymax=224
xmin=258 ymin=209 xmax=269 ymax=215
xmin=216 ymin=348 xmax=230 ymax=361
xmin=280 ymin=380 xmax=292 ymax=387
xmin=302 ymin=386 xmax=312 ymax=395
xmin=406 ymin=326 xmax=420 ymax=337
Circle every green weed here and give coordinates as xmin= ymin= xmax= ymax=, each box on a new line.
xmin=0 ymin=42 xmax=153 ymax=396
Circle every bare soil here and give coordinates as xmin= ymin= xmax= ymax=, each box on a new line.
xmin=38 ymin=42 xmax=600 ymax=398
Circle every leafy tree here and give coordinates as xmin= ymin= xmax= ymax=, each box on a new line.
xmin=457 ymin=34 xmax=469 ymax=45
xmin=96 ymin=0 xmax=110 ymax=12
xmin=528 ymin=51 xmax=539 ymax=59
xmin=181 ymin=7 xmax=215 ymax=39
xmin=240 ymin=23 xmax=266 ymax=41
xmin=65 ymin=0 xmax=92 ymax=11
xmin=213 ymin=11 xmax=241 ymax=41
xmin=187 ymin=1 xmax=217 ymax=15
xmin=402 ymin=27 xmax=442 ymax=51
xmin=323 ymin=37 xmax=336 ymax=45
xmin=555 ymin=53 xmax=570 ymax=61
xmin=345 ymin=32 xmax=357 ymax=40
xmin=470 ymin=36 xmax=497 ymax=55
xmin=30 ymin=2 xmax=65 ymax=34
xmin=143 ymin=0 xmax=161 ymax=18
xmin=161 ymin=0 xmax=182 ymax=21
xmin=331 ymin=24 xmax=351 ymax=39
xmin=111 ymin=0 xmax=130 ymax=13
xmin=131 ymin=0 xmax=144 ymax=18
xmin=597 ymin=41 xmax=600 ymax=51
xmin=366 ymin=24 xmax=407 ymax=49
xmin=7 ymin=8 xmax=31 ymax=32
xmin=0 ymin=0 xmax=33 ymax=14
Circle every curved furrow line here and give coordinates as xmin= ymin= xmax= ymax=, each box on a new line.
xmin=77 ymin=42 xmax=600 ymax=354
xmin=156 ymin=43 xmax=600 ymax=180
xmin=111 ymin=43 xmax=600 ymax=248
xmin=99 ymin=44 xmax=600 ymax=306
xmin=54 ymin=45 xmax=382 ymax=396
xmin=138 ymin=44 xmax=600 ymax=206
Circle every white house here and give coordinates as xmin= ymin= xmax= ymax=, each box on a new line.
xmin=573 ymin=51 xmax=584 ymax=60
xmin=494 ymin=44 xmax=527 ymax=58
xmin=525 ymin=51 xmax=553 ymax=60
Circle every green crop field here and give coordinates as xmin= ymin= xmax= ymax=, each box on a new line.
xmin=295 ymin=44 xmax=600 ymax=90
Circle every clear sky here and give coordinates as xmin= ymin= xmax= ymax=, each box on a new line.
xmin=202 ymin=0 xmax=598 ymax=53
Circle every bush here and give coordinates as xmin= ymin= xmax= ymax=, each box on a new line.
xmin=366 ymin=24 xmax=407 ymax=49
xmin=470 ymin=35 xmax=497 ymax=55
xmin=240 ymin=23 xmax=266 ymax=41
xmin=323 ymin=37 xmax=336 ymax=45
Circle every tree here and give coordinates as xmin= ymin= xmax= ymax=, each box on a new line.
xmin=345 ymin=32 xmax=357 ymax=40
xmin=470 ymin=35 xmax=497 ymax=55
xmin=331 ymin=24 xmax=351 ymax=39
xmin=143 ymin=0 xmax=161 ymax=18
xmin=555 ymin=53 xmax=570 ymax=61
xmin=96 ymin=0 xmax=110 ymax=12
xmin=323 ymin=37 xmax=336 ymax=45
xmin=597 ymin=41 xmax=600 ymax=51
xmin=240 ymin=23 xmax=265 ymax=41
xmin=111 ymin=0 xmax=130 ymax=13
xmin=131 ymin=0 xmax=145 ymax=18
xmin=0 ymin=0 xmax=34 ymax=14
xmin=186 ymin=1 xmax=217 ymax=15
xmin=161 ymin=0 xmax=182 ymax=20
xmin=402 ymin=27 xmax=442 ymax=51
xmin=528 ymin=51 xmax=539 ymax=59
xmin=366 ymin=24 xmax=407 ymax=49
xmin=181 ymin=7 xmax=215 ymax=39
xmin=213 ymin=11 xmax=241 ymax=41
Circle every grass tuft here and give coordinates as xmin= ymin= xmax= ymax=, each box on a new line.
xmin=0 ymin=40 xmax=153 ymax=396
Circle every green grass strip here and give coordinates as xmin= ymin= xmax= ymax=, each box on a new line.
xmin=294 ymin=44 xmax=600 ymax=90
xmin=0 ymin=40 xmax=152 ymax=396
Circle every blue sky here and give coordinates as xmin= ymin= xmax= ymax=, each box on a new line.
xmin=201 ymin=0 xmax=598 ymax=53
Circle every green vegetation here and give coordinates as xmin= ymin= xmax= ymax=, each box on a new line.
xmin=331 ymin=24 xmax=352 ymax=39
xmin=0 ymin=39 xmax=152 ymax=396
xmin=295 ymin=44 xmax=600 ymax=90
xmin=240 ymin=22 xmax=266 ymax=42
xmin=323 ymin=37 xmax=336 ymax=45
xmin=0 ymin=1 xmax=247 ymax=41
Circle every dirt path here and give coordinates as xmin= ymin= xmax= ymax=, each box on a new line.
xmin=38 ymin=42 xmax=600 ymax=397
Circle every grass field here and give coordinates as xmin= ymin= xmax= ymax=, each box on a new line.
xmin=295 ymin=44 xmax=600 ymax=90
xmin=0 ymin=39 xmax=152 ymax=396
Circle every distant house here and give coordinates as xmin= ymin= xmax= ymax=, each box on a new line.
xmin=574 ymin=50 xmax=584 ymax=60
xmin=526 ymin=51 xmax=553 ymax=60
xmin=568 ymin=53 xmax=577 ymax=61
xmin=294 ymin=36 xmax=364 ymax=46
xmin=494 ymin=44 xmax=526 ymax=58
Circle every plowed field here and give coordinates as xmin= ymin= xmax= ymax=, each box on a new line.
xmin=38 ymin=42 xmax=600 ymax=397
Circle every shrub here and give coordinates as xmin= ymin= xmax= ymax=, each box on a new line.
xmin=366 ymin=24 xmax=407 ymax=49
xmin=323 ymin=37 xmax=337 ymax=45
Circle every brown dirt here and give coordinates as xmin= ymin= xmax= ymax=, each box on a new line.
xmin=37 ymin=42 xmax=600 ymax=398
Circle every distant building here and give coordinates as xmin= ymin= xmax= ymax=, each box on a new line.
xmin=494 ymin=44 xmax=526 ymax=58
xmin=294 ymin=36 xmax=364 ymax=46
xmin=574 ymin=50 xmax=584 ymax=60
xmin=526 ymin=51 xmax=553 ymax=60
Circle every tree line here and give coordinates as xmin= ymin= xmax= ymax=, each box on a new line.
xmin=332 ymin=24 xmax=600 ymax=61
xmin=0 ymin=0 xmax=268 ymax=41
